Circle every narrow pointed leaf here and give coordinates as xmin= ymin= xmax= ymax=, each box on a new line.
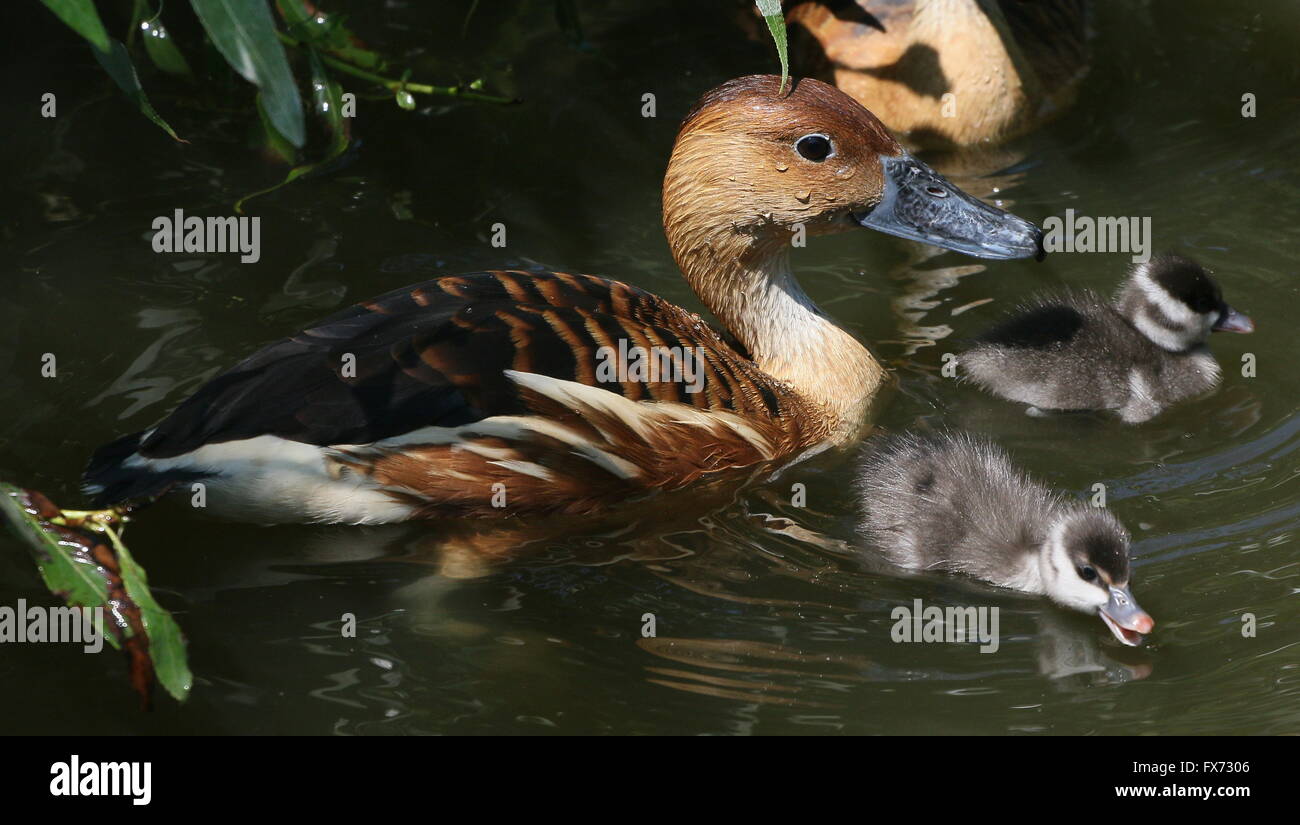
xmin=92 ymin=37 xmax=185 ymax=141
xmin=236 ymin=51 xmax=351 ymax=213
xmin=755 ymin=0 xmax=790 ymax=95
xmin=308 ymin=47 xmax=349 ymax=156
xmin=256 ymin=92 xmax=297 ymax=164
xmin=40 ymin=0 xmax=111 ymax=54
xmin=139 ymin=17 xmax=194 ymax=78
xmin=192 ymin=0 xmax=306 ymax=147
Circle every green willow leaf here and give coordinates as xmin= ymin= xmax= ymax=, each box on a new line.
xmin=755 ymin=0 xmax=790 ymax=95
xmin=191 ymin=0 xmax=306 ymax=147
xmin=43 ymin=0 xmax=182 ymax=139
xmin=93 ymin=38 xmax=185 ymax=141
xmin=134 ymin=0 xmax=194 ymax=78
xmin=256 ymin=92 xmax=297 ymax=164
xmin=308 ymin=47 xmax=349 ymax=156
xmin=40 ymin=0 xmax=111 ymax=54
xmin=235 ymin=49 xmax=351 ymax=213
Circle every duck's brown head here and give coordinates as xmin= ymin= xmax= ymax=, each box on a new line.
xmin=663 ymin=75 xmax=1042 ymax=262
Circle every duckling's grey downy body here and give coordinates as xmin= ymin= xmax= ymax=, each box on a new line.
xmin=856 ymin=431 xmax=1154 ymax=645
xmin=959 ymin=255 xmax=1253 ymax=423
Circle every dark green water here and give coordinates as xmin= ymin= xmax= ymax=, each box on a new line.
xmin=1 ymin=0 xmax=1296 ymax=734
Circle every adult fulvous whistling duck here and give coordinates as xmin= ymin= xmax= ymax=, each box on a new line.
xmin=84 ymin=76 xmax=1042 ymax=524
xmin=784 ymin=0 xmax=1090 ymax=148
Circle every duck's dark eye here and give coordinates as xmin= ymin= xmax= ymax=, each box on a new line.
xmin=796 ymin=134 xmax=832 ymax=162
xmin=1077 ymin=565 xmax=1098 ymax=582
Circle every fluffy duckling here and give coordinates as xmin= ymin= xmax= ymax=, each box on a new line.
xmin=856 ymin=431 xmax=1153 ymax=645
xmin=960 ymin=255 xmax=1254 ymax=423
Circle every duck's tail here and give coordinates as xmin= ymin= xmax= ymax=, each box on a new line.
xmin=81 ymin=432 xmax=205 ymax=507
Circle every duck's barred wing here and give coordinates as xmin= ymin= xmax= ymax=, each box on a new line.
xmin=131 ymin=269 xmax=803 ymax=460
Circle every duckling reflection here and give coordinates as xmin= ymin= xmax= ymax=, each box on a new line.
xmin=636 ymin=602 xmax=1151 ymax=709
xmin=1034 ymin=609 xmax=1153 ymax=687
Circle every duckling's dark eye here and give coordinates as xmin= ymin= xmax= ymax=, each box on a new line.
xmin=796 ymin=134 xmax=832 ymax=162
xmin=1077 ymin=565 xmax=1098 ymax=582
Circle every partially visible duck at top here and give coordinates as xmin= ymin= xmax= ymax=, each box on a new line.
xmin=83 ymin=76 xmax=1042 ymax=524
xmin=784 ymin=0 xmax=1091 ymax=148
xmin=959 ymin=255 xmax=1254 ymax=423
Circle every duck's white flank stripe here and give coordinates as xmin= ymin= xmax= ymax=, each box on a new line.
xmin=503 ymin=370 xmax=776 ymax=458
xmin=120 ymin=435 xmax=414 ymax=524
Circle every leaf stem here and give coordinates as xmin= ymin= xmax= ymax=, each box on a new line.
xmin=275 ymin=31 xmax=518 ymax=105
xmin=51 ymin=508 xmax=127 ymax=530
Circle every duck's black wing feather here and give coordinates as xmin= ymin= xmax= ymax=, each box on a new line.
xmin=109 ymin=269 xmax=766 ymax=462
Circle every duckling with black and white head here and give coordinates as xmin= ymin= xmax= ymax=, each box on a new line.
xmin=959 ymin=254 xmax=1254 ymax=423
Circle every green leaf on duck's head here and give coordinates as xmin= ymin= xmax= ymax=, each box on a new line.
xmin=754 ymin=0 xmax=790 ymax=97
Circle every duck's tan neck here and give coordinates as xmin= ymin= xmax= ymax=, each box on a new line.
xmin=668 ymin=228 xmax=886 ymax=439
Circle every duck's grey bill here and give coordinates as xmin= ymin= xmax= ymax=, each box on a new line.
xmin=853 ymin=154 xmax=1044 ymax=261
